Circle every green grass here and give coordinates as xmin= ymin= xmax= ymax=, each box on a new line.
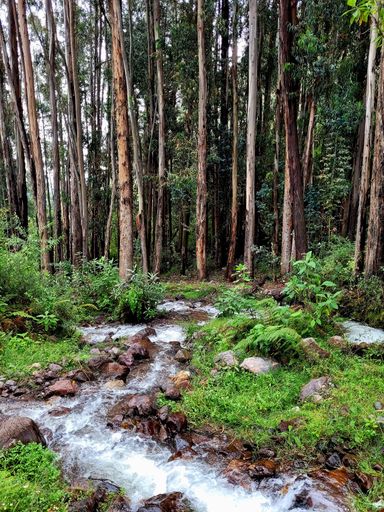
xmin=163 ymin=280 xmax=225 ymax=301
xmin=0 ymin=443 xmax=68 ymax=512
xmin=168 ymin=315 xmax=384 ymax=510
xmin=0 ymin=332 xmax=90 ymax=380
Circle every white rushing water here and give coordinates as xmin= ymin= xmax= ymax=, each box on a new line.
xmin=1 ymin=304 xmax=346 ymax=512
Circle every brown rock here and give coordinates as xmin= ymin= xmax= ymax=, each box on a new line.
xmin=164 ymin=383 xmax=181 ymax=401
xmin=88 ymin=355 xmax=112 ymax=370
xmin=354 ymin=471 xmax=373 ymax=493
xmin=108 ymin=394 xmax=156 ymax=420
xmin=107 ymin=495 xmax=132 ymax=512
xmin=100 ymin=362 xmax=129 ymax=379
xmin=300 ymin=338 xmax=330 ymax=361
xmin=0 ymin=416 xmax=46 ymax=449
xmin=171 ymin=370 xmax=191 ymax=388
xmin=49 ymin=407 xmax=72 ymax=417
xmin=222 ymin=459 xmax=253 ymax=488
xmin=127 ymin=343 xmax=150 ymax=360
xmin=118 ymin=353 xmax=135 ymax=367
xmin=248 ymin=459 xmax=277 ymax=479
xmin=174 ymin=349 xmax=192 ymax=363
xmin=166 ymin=412 xmax=187 ymax=433
xmin=137 ymin=492 xmax=192 ymax=512
xmin=46 ymin=379 xmax=79 ymax=397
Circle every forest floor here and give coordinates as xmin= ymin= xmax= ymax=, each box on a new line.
xmin=0 ymin=279 xmax=383 ymax=511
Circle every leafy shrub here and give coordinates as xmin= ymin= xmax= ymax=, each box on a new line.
xmin=215 ymin=289 xmax=259 ymax=317
xmin=342 ymin=275 xmax=384 ymax=328
xmin=317 ymin=236 xmax=354 ymax=286
xmin=113 ymin=269 xmax=164 ymax=322
xmin=284 ymin=251 xmax=342 ymax=328
xmin=0 ymin=443 xmax=67 ymax=511
xmin=235 ymin=323 xmax=302 ymax=361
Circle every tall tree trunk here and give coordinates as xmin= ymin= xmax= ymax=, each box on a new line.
xmin=153 ymin=0 xmax=166 ymax=274
xmin=8 ymin=0 xmax=27 ymax=231
xmin=109 ymin=0 xmax=134 ymax=278
xmin=64 ymin=0 xmax=88 ymax=260
xmin=196 ymin=0 xmax=208 ymax=280
xmin=16 ymin=0 xmax=50 ymax=270
xmin=226 ymin=0 xmax=238 ymax=280
xmin=244 ymin=0 xmax=258 ymax=276
xmin=279 ymin=0 xmax=307 ymax=269
xmin=117 ymin=0 xmax=149 ymax=273
xmin=365 ymin=47 xmax=384 ymax=275
xmin=354 ymin=16 xmax=377 ymax=273
xmin=105 ymin=100 xmax=117 ymax=260
xmin=46 ymin=0 xmax=62 ymax=264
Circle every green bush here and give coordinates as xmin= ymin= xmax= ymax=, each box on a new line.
xmin=114 ymin=269 xmax=164 ymax=322
xmin=284 ymin=252 xmax=342 ymax=328
xmin=0 ymin=443 xmax=67 ymax=511
xmin=317 ymin=236 xmax=354 ymax=287
xmin=342 ymin=275 xmax=384 ymax=328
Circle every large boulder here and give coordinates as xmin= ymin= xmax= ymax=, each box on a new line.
xmin=108 ymin=394 xmax=156 ymax=421
xmin=46 ymin=379 xmax=79 ymax=397
xmin=100 ymin=362 xmax=129 ymax=379
xmin=0 ymin=416 xmax=46 ymax=449
xmin=137 ymin=492 xmax=193 ymax=512
xmin=240 ymin=357 xmax=278 ymax=375
xmin=300 ymin=376 xmax=332 ymax=402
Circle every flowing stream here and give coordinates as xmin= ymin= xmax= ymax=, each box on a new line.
xmin=1 ymin=301 xmax=348 ymax=512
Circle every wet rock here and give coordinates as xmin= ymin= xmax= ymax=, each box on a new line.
xmin=100 ymin=362 xmax=129 ymax=379
xmin=300 ymin=376 xmax=331 ymax=402
xmin=240 ymin=357 xmax=279 ymax=375
xmin=289 ymin=488 xmax=314 ymax=509
xmin=105 ymin=380 xmax=125 ymax=390
xmin=88 ymin=355 xmax=112 ymax=370
xmin=248 ymin=459 xmax=277 ymax=479
xmin=166 ymin=412 xmax=187 ymax=433
xmin=118 ymin=353 xmax=135 ymax=367
xmin=354 ymin=471 xmax=373 ymax=492
xmin=327 ymin=336 xmax=348 ymax=350
xmin=108 ymin=394 xmax=156 ymax=421
xmin=127 ymin=343 xmax=150 ymax=360
xmin=49 ymin=406 xmax=72 ymax=417
xmin=107 ymin=495 xmax=132 ymax=512
xmin=174 ymin=349 xmax=192 ymax=363
xmin=325 ymin=453 xmax=342 ymax=470
xmin=257 ymin=448 xmax=276 ymax=459
xmin=168 ymin=447 xmax=197 ymax=462
xmin=222 ymin=460 xmax=253 ymax=488
xmin=158 ymin=405 xmax=169 ymax=422
xmin=300 ymin=338 xmax=330 ymax=361
xmin=46 ymin=379 xmax=79 ymax=397
xmin=69 ymin=486 xmax=107 ymax=512
xmin=171 ymin=370 xmax=191 ymax=389
xmin=136 ymin=419 xmax=168 ymax=442
xmin=132 ymin=327 xmax=156 ymax=339
xmin=0 ymin=416 xmax=46 ymax=449
xmin=164 ymin=383 xmax=181 ymax=401
xmin=214 ymin=350 xmax=239 ymax=368
xmin=137 ymin=492 xmax=193 ymax=512
xmin=66 ymin=369 xmax=93 ymax=383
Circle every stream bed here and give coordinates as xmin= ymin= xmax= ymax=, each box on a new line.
xmin=1 ymin=301 xmax=349 ymax=511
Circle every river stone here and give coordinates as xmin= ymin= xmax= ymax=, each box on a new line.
xmin=166 ymin=412 xmax=187 ymax=433
xmin=240 ymin=357 xmax=279 ymax=375
xmin=300 ymin=376 xmax=331 ymax=402
xmin=0 ymin=416 xmax=46 ymax=449
xmin=300 ymin=338 xmax=330 ymax=361
xmin=174 ymin=349 xmax=192 ymax=363
xmin=49 ymin=363 xmax=63 ymax=372
xmin=46 ymin=379 xmax=79 ymax=397
xmin=105 ymin=379 xmax=125 ymax=390
xmin=107 ymin=495 xmax=132 ymax=511
xmin=164 ymin=383 xmax=181 ymax=400
xmin=248 ymin=459 xmax=277 ymax=479
xmin=100 ymin=362 xmax=129 ymax=379
xmin=171 ymin=370 xmax=191 ymax=388
xmin=214 ymin=350 xmax=239 ymax=368
xmin=127 ymin=343 xmax=150 ymax=360
xmin=342 ymin=321 xmax=384 ymax=345
xmin=137 ymin=492 xmax=193 ymax=512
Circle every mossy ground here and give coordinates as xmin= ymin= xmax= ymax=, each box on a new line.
xmin=0 ymin=332 xmax=90 ymax=380
xmin=164 ymin=314 xmax=384 ymax=511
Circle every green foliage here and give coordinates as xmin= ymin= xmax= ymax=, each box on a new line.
xmin=113 ymin=269 xmax=164 ymax=322
xmin=215 ymin=289 xmax=258 ymax=317
xmin=284 ymin=252 xmax=342 ymax=328
xmin=317 ymin=236 xmax=355 ymax=286
xmin=0 ymin=443 xmax=67 ymax=512
xmin=342 ymin=275 xmax=384 ymax=328
xmin=0 ymin=331 xmax=89 ymax=379
xmin=235 ymin=324 xmax=302 ymax=361
xmin=232 ymin=263 xmax=252 ymax=283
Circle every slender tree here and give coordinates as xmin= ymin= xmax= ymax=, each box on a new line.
xmin=196 ymin=0 xmax=208 ymax=280
xmin=109 ymin=0 xmax=134 ymax=278
xmin=244 ymin=0 xmax=258 ymax=276
xmin=16 ymin=0 xmax=50 ymax=270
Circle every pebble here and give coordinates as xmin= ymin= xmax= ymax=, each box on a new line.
xmin=374 ymin=401 xmax=383 ymax=411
